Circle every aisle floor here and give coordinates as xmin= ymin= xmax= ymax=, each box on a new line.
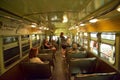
xmin=51 ymin=51 xmax=69 ymax=80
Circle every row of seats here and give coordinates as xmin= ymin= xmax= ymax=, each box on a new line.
xmin=20 ymin=61 xmax=52 ymax=80
xmin=66 ymin=51 xmax=118 ymax=80
xmin=20 ymin=49 xmax=55 ymax=80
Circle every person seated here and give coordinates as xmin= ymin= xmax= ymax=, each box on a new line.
xmin=61 ymin=44 xmax=67 ymax=57
xmin=44 ymin=38 xmax=52 ymax=49
xmin=66 ymin=37 xmax=72 ymax=47
xmin=29 ymin=48 xmax=44 ymax=63
xmin=68 ymin=43 xmax=80 ymax=53
xmin=51 ymin=40 xmax=58 ymax=50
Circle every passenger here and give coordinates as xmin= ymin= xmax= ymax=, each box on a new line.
xmin=60 ymin=32 xmax=66 ymax=48
xmin=29 ymin=48 xmax=44 ymax=63
xmin=68 ymin=43 xmax=80 ymax=53
xmin=60 ymin=32 xmax=66 ymax=43
xmin=61 ymin=44 xmax=67 ymax=57
xmin=66 ymin=37 xmax=72 ymax=47
xmin=44 ymin=38 xmax=52 ymax=49
xmin=51 ymin=40 xmax=58 ymax=50
xmin=60 ymin=32 xmax=72 ymax=57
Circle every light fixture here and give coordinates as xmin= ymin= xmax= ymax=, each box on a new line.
xmin=31 ymin=23 xmax=37 ymax=28
xmin=31 ymin=25 xmax=36 ymax=28
xmin=117 ymin=5 xmax=120 ymax=12
xmin=89 ymin=18 xmax=98 ymax=23
xmin=80 ymin=23 xmax=85 ymax=26
xmin=62 ymin=14 xmax=68 ymax=23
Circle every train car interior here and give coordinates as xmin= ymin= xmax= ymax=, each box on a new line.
xmin=0 ymin=0 xmax=120 ymax=80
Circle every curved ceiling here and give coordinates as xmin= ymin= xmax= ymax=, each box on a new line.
xmin=0 ymin=0 xmax=91 ymax=35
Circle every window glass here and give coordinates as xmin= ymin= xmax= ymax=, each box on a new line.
xmin=3 ymin=36 xmax=18 ymax=44
xmin=83 ymin=33 xmax=88 ymax=49
xmin=3 ymin=36 xmax=20 ymax=67
xmin=79 ymin=33 xmax=84 ymax=46
xmin=21 ymin=35 xmax=30 ymax=56
xmin=84 ymin=32 xmax=88 ymax=36
xmin=90 ymin=32 xmax=98 ymax=55
xmin=90 ymin=32 xmax=97 ymax=38
xmin=90 ymin=40 xmax=98 ymax=55
xmin=100 ymin=43 xmax=115 ymax=64
xmin=101 ymin=33 xmax=115 ymax=40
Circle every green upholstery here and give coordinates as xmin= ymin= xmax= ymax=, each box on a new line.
xmin=38 ymin=54 xmax=52 ymax=61
xmin=66 ymin=51 xmax=87 ymax=63
xmin=39 ymin=49 xmax=53 ymax=53
xmin=69 ymin=57 xmax=97 ymax=75
xmin=20 ymin=62 xmax=52 ymax=80
xmin=74 ymin=72 xmax=117 ymax=80
xmin=67 ymin=51 xmax=87 ymax=58
xmin=37 ymin=53 xmax=53 ymax=66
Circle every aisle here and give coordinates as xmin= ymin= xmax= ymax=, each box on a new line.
xmin=52 ymin=51 xmax=69 ymax=80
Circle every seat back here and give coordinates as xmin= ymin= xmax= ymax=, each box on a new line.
xmin=39 ymin=49 xmax=53 ymax=53
xmin=69 ymin=57 xmax=97 ymax=75
xmin=74 ymin=72 xmax=117 ymax=80
xmin=66 ymin=51 xmax=87 ymax=63
xmin=37 ymin=53 xmax=53 ymax=66
xmin=20 ymin=62 xmax=51 ymax=79
xmin=67 ymin=51 xmax=87 ymax=58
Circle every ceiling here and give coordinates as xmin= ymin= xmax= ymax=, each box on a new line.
xmin=0 ymin=0 xmax=91 ymax=35
xmin=0 ymin=0 xmax=90 ymax=21
xmin=0 ymin=0 xmax=120 ymax=35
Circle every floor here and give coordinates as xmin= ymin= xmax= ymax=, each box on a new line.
xmin=51 ymin=50 xmax=69 ymax=80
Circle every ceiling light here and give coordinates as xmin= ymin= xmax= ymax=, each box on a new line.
xmin=31 ymin=23 xmax=37 ymax=27
xmin=80 ymin=23 xmax=85 ymax=26
xmin=62 ymin=14 xmax=68 ymax=23
xmin=89 ymin=18 xmax=98 ymax=23
xmin=117 ymin=5 xmax=120 ymax=12
xmin=31 ymin=24 xmax=36 ymax=28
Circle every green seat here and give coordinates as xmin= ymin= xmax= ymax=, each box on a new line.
xmin=74 ymin=72 xmax=117 ymax=80
xmin=39 ymin=49 xmax=53 ymax=53
xmin=66 ymin=51 xmax=87 ymax=63
xmin=20 ymin=62 xmax=52 ymax=80
xmin=38 ymin=53 xmax=53 ymax=66
xmin=67 ymin=51 xmax=87 ymax=58
xmin=69 ymin=57 xmax=97 ymax=75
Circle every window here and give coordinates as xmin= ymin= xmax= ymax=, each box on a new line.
xmin=32 ymin=34 xmax=37 ymax=47
xmin=100 ymin=43 xmax=115 ymax=64
xmin=3 ymin=36 xmax=18 ymax=44
xmin=21 ymin=35 xmax=30 ymax=56
xmin=3 ymin=36 xmax=20 ymax=67
xmin=83 ymin=33 xmax=88 ymax=49
xmin=100 ymin=32 xmax=115 ymax=64
xmin=79 ymin=32 xmax=84 ymax=46
xmin=90 ymin=32 xmax=98 ymax=55
xmin=90 ymin=40 xmax=98 ymax=55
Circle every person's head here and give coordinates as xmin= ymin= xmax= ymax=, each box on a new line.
xmin=72 ymin=43 xmax=78 ymax=50
xmin=44 ymin=38 xmax=49 ymax=43
xmin=29 ymin=48 xmax=38 ymax=58
xmin=60 ymin=32 xmax=64 ymax=37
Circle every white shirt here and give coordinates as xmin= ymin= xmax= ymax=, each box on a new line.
xmin=30 ymin=57 xmax=44 ymax=63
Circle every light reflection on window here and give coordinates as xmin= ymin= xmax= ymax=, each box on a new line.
xmin=90 ymin=40 xmax=98 ymax=55
xmin=100 ymin=43 xmax=115 ymax=64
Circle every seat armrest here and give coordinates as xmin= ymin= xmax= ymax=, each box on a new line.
xmin=74 ymin=72 xmax=117 ymax=80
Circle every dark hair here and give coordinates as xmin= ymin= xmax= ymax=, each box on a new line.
xmin=62 ymin=44 xmax=67 ymax=49
xmin=60 ymin=32 xmax=64 ymax=37
xmin=29 ymin=48 xmax=38 ymax=58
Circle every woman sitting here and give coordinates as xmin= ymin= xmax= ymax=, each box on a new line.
xmin=29 ymin=48 xmax=44 ymax=63
xmin=68 ymin=43 xmax=80 ymax=53
xmin=44 ymin=39 xmax=52 ymax=49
